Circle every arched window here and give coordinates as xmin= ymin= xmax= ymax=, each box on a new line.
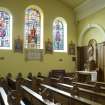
xmin=53 ymin=17 xmax=67 ymax=52
xmin=0 ymin=7 xmax=12 ymax=50
xmin=24 ymin=5 xmax=43 ymax=49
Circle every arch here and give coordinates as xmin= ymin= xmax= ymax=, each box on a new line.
xmin=0 ymin=7 xmax=12 ymax=16
xmin=53 ymin=17 xmax=67 ymax=52
xmin=0 ymin=7 xmax=13 ymax=49
xmin=24 ymin=5 xmax=43 ymax=49
xmin=78 ymin=24 xmax=105 ymax=46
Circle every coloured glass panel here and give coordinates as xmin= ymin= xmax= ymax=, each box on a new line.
xmin=0 ymin=11 xmax=11 ymax=49
xmin=53 ymin=19 xmax=64 ymax=51
xmin=24 ymin=7 xmax=41 ymax=49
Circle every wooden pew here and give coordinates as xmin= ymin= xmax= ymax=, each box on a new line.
xmin=0 ymin=77 xmax=8 ymax=93
xmin=49 ymin=77 xmax=61 ymax=87
xmin=6 ymin=78 xmax=16 ymax=90
xmin=63 ymin=76 xmax=73 ymax=84
xmin=36 ymin=74 xmax=104 ymax=104
xmin=97 ymin=82 xmax=105 ymax=87
xmin=1 ymin=76 xmax=27 ymax=105
xmin=23 ymin=76 xmax=43 ymax=93
xmin=0 ymin=87 xmax=9 ymax=105
xmin=6 ymin=75 xmax=32 ymax=90
xmin=88 ymin=81 xmax=105 ymax=87
xmin=6 ymin=74 xmax=37 ymax=91
xmin=20 ymin=100 xmax=26 ymax=105
xmin=21 ymin=85 xmax=60 ymax=105
xmin=27 ymin=72 xmax=33 ymax=80
xmin=0 ymin=87 xmax=25 ymax=105
xmin=23 ymin=78 xmax=32 ymax=89
xmin=57 ymin=83 xmax=105 ymax=105
xmin=41 ymin=83 xmax=101 ymax=105
xmin=23 ymin=77 xmax=55 ymax=102
xmin=37 ymin=72 xmax=47 ymax=79
xmin=6 ymin=76 xmax=31 ymax=105
xmin=72 ymin=82 xmax=105 ymax=93
xmin=49 ymin=75 xmax=74 ymax=86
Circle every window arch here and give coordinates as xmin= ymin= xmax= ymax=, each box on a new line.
xmin=24 ymin=5 xmax=43 ymax=49
xmin=0 ymin=7 xmax=12 ymax=50
xmin=53 ymin=17 xmax=67 ymax=52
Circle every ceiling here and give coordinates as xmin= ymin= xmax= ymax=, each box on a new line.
xmin=58 ymin=0 xmax=105 ymax=21
xmin=59 ymin=0 xmax=88 ymax=9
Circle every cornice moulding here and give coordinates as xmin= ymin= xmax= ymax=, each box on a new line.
xmin=74 ymin=0 xmax=105 ymax=21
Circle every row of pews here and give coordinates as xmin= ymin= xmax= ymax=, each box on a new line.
xmin=0 ymin=72 xmax=105 ymax=105
xmin=0 ymin=87 xmax=25 ymax=105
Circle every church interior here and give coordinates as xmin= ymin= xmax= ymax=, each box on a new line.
xmin=0 ymin=0 xmax=105 ymax=105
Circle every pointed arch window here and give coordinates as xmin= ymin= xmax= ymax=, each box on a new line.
xmin=0 ymin=8 xmax=12 ymax=49
xmin=53 ymin=17 xmax=67 ymax=52
xmin=24 ymin=5 xmax=43 ymax=49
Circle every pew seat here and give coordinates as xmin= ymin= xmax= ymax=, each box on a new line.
xmin=0 ymin=87 xmax=25 ymax=105
xmin=73 ymin=82 xmax=105 ymax=93
xmin=0 ymin=87 xmax=9 ymax=105
xmin=57 ymin=83 xmax=105 ymax=105
xmin=20 ymin=100 xmax=26 ymax=105
xmin=41 ymin=84 xmax=101 ymax=105
xmin=21 ymin=85 xmax=60 ymax=105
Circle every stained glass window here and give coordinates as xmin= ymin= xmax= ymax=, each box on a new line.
xmin=0 ymin=9 xmax=12 ymax=49
xmin=24 ymin=5 xmax=43 ymax=49
xmin=53 ymin=17 xmax=67 ymax=52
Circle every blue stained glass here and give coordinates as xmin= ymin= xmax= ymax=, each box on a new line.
xmin=0 ymin=11 xmax=11 ymax=48
xmin=53 ymin=19 xmax=64 ymax=50
xmin=24 ymin=6 xmax=41 ymax=49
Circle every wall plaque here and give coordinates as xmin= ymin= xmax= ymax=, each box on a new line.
xmin=25 ymin=49 xmax=43 ymax=61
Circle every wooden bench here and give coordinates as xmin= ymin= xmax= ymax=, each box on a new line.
xmin=0 ymin=87 xmax=9 ymax=105
xmin=73 ymin=82 xmax=105 ymax=93
xmin=57 ymin=83 xmax=105 ymax=105
xmin=88 ymin=81 xmax=105 ymax=87
xmin=41 ymin=84 xmax=102 ymax=105
xmin=20 ymin=100 xmax=26 ymax=105
xmin=0 ymin=87 xmax=25 ymax=105
xmin=21 ymin=85 xmax=60 ymax=105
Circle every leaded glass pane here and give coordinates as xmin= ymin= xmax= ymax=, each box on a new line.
xmin=53 ymin=19 xmax=64 ymax=50
xmin=24 ymin=7 xmax=41 ymax=49
xmin=0 ymin=11 xmax=11 ymax=48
